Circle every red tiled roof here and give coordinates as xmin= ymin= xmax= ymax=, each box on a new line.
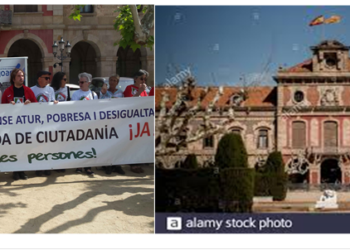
xmin=284 ymin=59 xmax=313 ymax=73
xmin=284 ymin=58 xmax=350 ymax=73
xmin=155 ymin=86 xmax=276 ymax=109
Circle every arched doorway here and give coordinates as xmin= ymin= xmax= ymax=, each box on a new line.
xmin=69 ymin=41 xmax=97 ymax=83
xmin=321 ymin=158 xmax=341 ymax=183
xmin=8 ymin=39 xmax=43 ymax=87
xmin=116 ymin=46 xmax=141 ymax=77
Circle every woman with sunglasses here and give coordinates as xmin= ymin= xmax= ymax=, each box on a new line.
xmin=50 ymin=71 xmax=71 ymax=102
xmin=49 ymin=71 xmax=71 ymax=174
xmin=123 ymin=69 xmax=149 ymax=97
xmin=71 ymin=72 xmax=97 ymax=177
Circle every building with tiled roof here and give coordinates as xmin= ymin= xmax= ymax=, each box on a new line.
xmin=156 ymin=40 xmax=350 ymax=186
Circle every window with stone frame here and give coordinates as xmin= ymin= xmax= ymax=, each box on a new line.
xmin=324 ymin=121 xmax=338 ymax=148
xmin=292 ymin=121 xmax=306 ymax=149
xmin=80 ymin=5 xmax=94 ymax=13
xmin=203 ymin=135 xmax=214 ymax=148
xmin=14 ymin=5 xmax=38 ymax=12
xmin=257 ymin=129 xmax=268 ymax=149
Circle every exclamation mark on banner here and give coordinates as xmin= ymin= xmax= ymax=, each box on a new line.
xmin=92 ymin=148 xmax=97 ymax=158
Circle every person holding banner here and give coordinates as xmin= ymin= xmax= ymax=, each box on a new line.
xmin=123 ymin=69 xmax=149 ymax=97
xmin=31 ymin=70 xmax=59 ymax=177
xmin=100 ymin=75 xmax=123 ymax=99
xmin=99 ymin=75 xmax=126 ymax=175
xmin=31 ymin=71 xmax=58 ymax=104
xmin=50 ymin=71 xmax=71 ymax=102
xmin=123 ymin=69 xmax=150 ymax=173
xmin=1 ymin=68 xmax=37 ymax=180
xmin=72 ymin=72 xmax=97 ymax=176
xmin=50 ymin=71 xmax=71 ymax=173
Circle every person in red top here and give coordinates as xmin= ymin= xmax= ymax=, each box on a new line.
xmin=123 ymin=69 xmax=149 ymax=97
xmin=1 ymin=68 xmax=37 ymax=181
xmin=2 ymin=68 xmax=37 ymax=105
xmin=149 ymin=86 xmax=154 ymax=96
xmin=123 ymin=69 xmax=150 ymax=173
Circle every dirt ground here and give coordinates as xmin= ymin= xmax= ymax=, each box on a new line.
xmin=0 ymin=164 xmax=154 ymax=233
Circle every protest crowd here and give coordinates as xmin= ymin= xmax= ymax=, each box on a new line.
xmin=0 ymin=68 xmax=155 ymax=181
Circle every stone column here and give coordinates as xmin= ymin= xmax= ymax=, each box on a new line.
xmin=41 ymin=56 xmax=54 ymax=72
xmin=61 ymin=58 xmax=71 ymax=80
xmin=342 ymin=165 xmax=350 ymax=184
xmin=309 ymin=165 xmax=320 ymax=184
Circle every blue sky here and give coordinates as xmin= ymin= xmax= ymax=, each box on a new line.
xmin=156 ymin=6 xmax=350 ymax=86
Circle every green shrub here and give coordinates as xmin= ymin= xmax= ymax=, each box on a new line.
xmin=264 ymin=151 xmax=287 ymax=201
xmin=155 ymin=168 xmax=220 ymax=212
xmin=215 ymin=133 xmax=248 ymax=169
xmin=254 ymin=172 xmax=271 ymax=196
xmin=220 ymin=168 xmax=254 ymax=212
xmin=182 ymin=154 xmax=198 ymax=169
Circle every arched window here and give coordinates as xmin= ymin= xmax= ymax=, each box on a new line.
xmin=257 ymin=129 xmax=268 ymax=149
xmin=231 ymin=127 xmax=242 ymax=135
xmin=292 ymin=121 xmax=306 ymax=149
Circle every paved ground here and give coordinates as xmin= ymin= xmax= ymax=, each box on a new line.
xmin=0 ymin=164 xmax=154 ymax=233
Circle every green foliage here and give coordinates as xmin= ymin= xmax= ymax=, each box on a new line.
xmin=254 ymin=172 xmax=271 ymax=196
xmin=69 ymin=5 xmax=84 ymax=21
xmin=155 ymin=168 xmax=220 ymax=212
xmin=220 ymin=168 xmax=254 ymax=212
xmin=215 ymin=133 xmax=248 ymax=169
xmin=113 ymin=5 xmax=154 ymax=51
xmin=270 ymin=172 xmax=288 ymax=201
xmin=182 ymin=154 xmax=198 ymax=169
xmin=69 ymin=5 xmax=154 ymax=52
xmin=265 ymin=151 xmax=284 ymax=173
xmin=257 ymin=151 xmax=287 ymax=201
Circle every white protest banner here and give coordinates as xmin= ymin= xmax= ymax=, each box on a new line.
xmin=0 ymin=96 xmax=154 ymax=172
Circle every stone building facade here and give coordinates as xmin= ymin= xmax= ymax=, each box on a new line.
xmin=0 ymin=5 xmax=154 ymax=86
xmin=156 ymin=40 xmax=350 ymax=186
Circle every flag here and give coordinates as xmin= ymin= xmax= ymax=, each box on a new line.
xmin=309 ymin=15 xmax=325 ymax=26
xmin=325 ymin=15 xmax=341 ymax=24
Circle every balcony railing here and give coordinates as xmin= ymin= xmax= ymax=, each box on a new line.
xmin=0 ymin=10 xmax=12 ymax=25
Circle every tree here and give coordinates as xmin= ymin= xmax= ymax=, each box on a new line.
xmin=264 ymin=151 xmax=288 ymax=201
xmin=69 ymin=5 xmax=154 ymax=51
xmin=155 ymin=74 xmax=235 ymax=168
xmin=215 ymin=133 xmax=248 ymax=170
xmin=215 ymin=132 xmax=253 ymax=212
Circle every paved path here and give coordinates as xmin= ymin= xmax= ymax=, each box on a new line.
xmin=0 ymin=165 xmax=154 ymax=233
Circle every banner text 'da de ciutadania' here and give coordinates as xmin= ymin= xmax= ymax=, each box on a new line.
xmin=0 ymin=97 xmax=154 ymax=171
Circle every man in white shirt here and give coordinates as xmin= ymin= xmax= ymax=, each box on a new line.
xmin=31 ymin=70 xmax=58 ymax=104
xmin=31 ymin=70 xmax=58 ymax=177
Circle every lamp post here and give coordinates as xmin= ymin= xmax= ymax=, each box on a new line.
xmin=52 ymin=37 xmax=71 ymax=72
